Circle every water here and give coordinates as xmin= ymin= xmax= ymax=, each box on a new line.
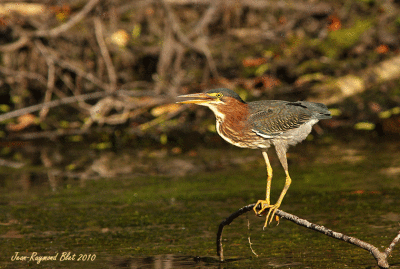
xmin=0 ymin=136 xmax=399 ymax=268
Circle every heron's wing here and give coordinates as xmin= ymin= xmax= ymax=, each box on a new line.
xmin=249 ymin=102 xmax=312 ymax=138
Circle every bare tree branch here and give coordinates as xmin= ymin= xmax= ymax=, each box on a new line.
xmin=217 ymin=203 xmax=399 ymax=269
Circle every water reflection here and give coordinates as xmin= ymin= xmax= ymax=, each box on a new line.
xmin=115 ymin=255 xmax=221 ymax=269
xmin=0 ymin=141 xmax=258 ymax=192
xmin=0 ymin=143 xmax=203 ymax=192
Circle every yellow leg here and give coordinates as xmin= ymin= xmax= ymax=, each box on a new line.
xmin=256 ymin=142 xmax=291 ymax=227
xmin=254 ymin=145 xmax=292 ymax=228
xmin=253 ymin=151 xmax=273 ymax=215
xmin=263 ymin=150 xmax=272 ymax=204
xmin=262 ymin=170 xmax=292 ymax=227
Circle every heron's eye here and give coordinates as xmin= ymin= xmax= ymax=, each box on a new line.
xmin=216 ymin=93 xmax=223 ymax=98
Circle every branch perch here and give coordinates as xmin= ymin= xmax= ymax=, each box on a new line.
xmin=217 ymin=203 xmax=399 ymax=269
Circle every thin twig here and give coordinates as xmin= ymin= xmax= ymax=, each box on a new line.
xmin=187 ymin=3 xmax=219 ymax=39
xmin=39 ymin=56 xmax=56 ymax=119
xmin=217 ymin=204 xmax=254 ymax=262
xmin=0 ymin=158 xmax=25 ymax=169
xmin=0 ymin=35 xmax=30 ymax=52
xmin=7 ymin=128 xmax=90 ymax=141
xmin=155 ymin=25 xmax=175 ymax=94
xmin=247 ymin=216 xmax=258 ymax=257
xmin=161 ymin=0 xmax=219 ymax=78
xmin=217 ymin=203 xmax=398 ymax=268
xmin=0 ymin=66 xmax=46 ymax=85
xmin=0 ymin=91 xmax=109 ymax=122
xmin=35 ymin=0 xmax=101 ymax=38
xmin=0 ymin=88 xmax=171 ymax=123
xmin=94 ymin=17 xmax=118 ymax=91
xmin=54 ymin=69 xmax=92 ymax=112
xmin=33 ymin=40 xmax=111 ymax=92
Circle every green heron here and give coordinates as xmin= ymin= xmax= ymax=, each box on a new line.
xmin=178 ymin=88 xmax=331 ymax=227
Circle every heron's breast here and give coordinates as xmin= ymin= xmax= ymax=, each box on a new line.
xmin=216 ymin=104 xmax=269 ymax=149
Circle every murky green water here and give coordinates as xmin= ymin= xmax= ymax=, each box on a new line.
xmin=0 ymin=136 xmax=399 ymax=268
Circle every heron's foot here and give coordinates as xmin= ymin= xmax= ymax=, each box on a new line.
xmin=253 ymin=200 xmax=280 ymax=228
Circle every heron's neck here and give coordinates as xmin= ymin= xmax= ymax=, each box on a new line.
xmin=208 ymin=100 xmax=248 ymax=123
xmin=208 ymin=106 xmax=226 ymax=122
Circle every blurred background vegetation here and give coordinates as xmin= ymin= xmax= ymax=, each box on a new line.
xmin=1 ymin=2 xmax=400 ymax=267
xmin=1 ymin=0 xmax=400 ymax=162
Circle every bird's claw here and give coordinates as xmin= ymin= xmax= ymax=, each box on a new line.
xmin=253 ymin=200 xmax=280 ymax=228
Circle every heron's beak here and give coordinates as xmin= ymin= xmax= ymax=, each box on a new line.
xmin=176 ymin=93 xmax=214 ymax=104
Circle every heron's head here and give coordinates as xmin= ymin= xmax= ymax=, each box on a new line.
xmin=177 ymin=88 xmax=245 ymax=118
